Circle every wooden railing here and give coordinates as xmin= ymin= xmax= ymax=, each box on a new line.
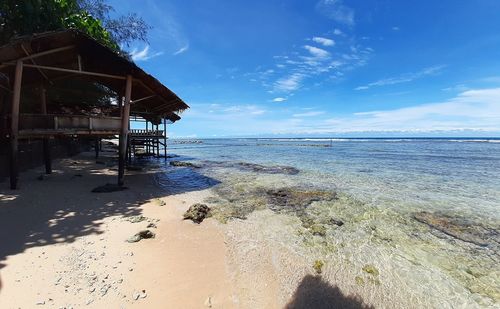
xmin=18 ymin=114 xmax=122 ymax=132
xmin=129 ymin=129 xmax=164 ymax=137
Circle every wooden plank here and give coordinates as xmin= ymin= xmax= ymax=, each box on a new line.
xmin=11 ymin=63 xmax=127 ymax=80
xmin=9 ymin=60 xmax=23 ymax=189
xmin=40 ymin=83 xmax=52 ymax=174
xmin=0 ymin=45 xmax=76 ymax=69
xmin=118 ymin=75 xmax=132 ymax=186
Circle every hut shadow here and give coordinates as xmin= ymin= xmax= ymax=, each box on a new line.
xmin=0 ymin=157 xmax=220 ymax=267
xmin=285 ymin=275 xmax=374 ymax=309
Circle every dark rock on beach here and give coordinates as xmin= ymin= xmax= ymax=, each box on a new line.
xmin=91 ymin=183 xmax=128 ymax=193
xmin=413 ymin=211 xmax=500 ymax=248
xmin=169 ymin=161 xmax=201 ymax=168
xmin=127 ymin=230 xmax=155 ymax=243
xmin=183 ymin=203 xmax=211 ymax=223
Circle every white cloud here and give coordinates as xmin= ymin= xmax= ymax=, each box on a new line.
xmin=333 ymin=28 xmax=343 ymax=35
xmin=293 ymin=111 xmax=325 ymax=117
xmin=392 ymin=26 xmax=400 ymax=31
xmin=173 ymin=44 xmax=189 ymax=55
xmin=304 ymin=45 xmax=330 ymax=59
xmin=130 ymin=45 xmax=164 ymax=61
xmin=312 ymin=37 xmax=335 ymax=46
xmin=274 ymin=73 xmax=305 ymax=92
xmin=355 ymin=65 xmax=445 ymax=90
xmin=272 ymin=97 xmax=287 ymax=102
xmin=316 ymin=0 xmax=355 ymax=26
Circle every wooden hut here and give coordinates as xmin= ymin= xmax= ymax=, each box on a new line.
xmin=0 ymin=30 xmax=189 ymax=189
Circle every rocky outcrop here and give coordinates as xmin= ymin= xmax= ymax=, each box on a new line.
xmin=413 ymin=211 xmax=499 ymax=248
xmin=183 ymin=204 xmax=211 ymax=223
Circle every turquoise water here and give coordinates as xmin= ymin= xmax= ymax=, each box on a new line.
xmin=162 ymin=138 xmax=500 ymax=307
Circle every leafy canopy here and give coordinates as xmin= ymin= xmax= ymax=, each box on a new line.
xmin=0 ymin=0 xmax=150 ymax=52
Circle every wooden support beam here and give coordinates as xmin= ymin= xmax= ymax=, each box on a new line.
xmin=131 ymin=95 xmax=156 ymax=104
xmin=40 ymin=83 xmax=52 ymax=174
xmin=7 ymin=63 xmax=127 ymax=80
xmin=21 ymin=44 xmax=51 ymax=82
xmin=95 ymin=137 xmax=99 ymax=159
xmin=156 ymin=124 xmax=160 ymax=157
xmin=0 ymin=45 xmax=76 ymax=69
xmin=118 ymin=75 xmax=132 ymax=186
xmin=9 ymin=60 xmax=23 ymax=189
xmin=163 ymin=118 xmax=167 ymax=161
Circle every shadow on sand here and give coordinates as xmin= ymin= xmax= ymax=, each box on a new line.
xmin=285 ymin=275 xmax=374 ymax=309
xmin=0 ymin=156 xmax=220 ymax=267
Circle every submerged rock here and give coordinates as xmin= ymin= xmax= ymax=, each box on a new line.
xmin=263 ymin=188 xmax=337 ymax=214
xmin=413 ymin=211 xmax=499 ymax=247
xmin=235 ymin=162 xmax=300 ymax=175
xmin=91 ymin=183 xmax=128 ymax=193
xmin=362 ymin=264 xmax=379 ymax=276
xmin=169 ymin=161 xmax=201 ymax=168
xmin=183 ymin=203 xmax=211 ymax=223
xmin=313 ymin=260 xmax=324 ymax=274
xmin=203 ymin=160 xmax=300 ymax=175
xmin=127 ymin=230 xmax=155 ymax=243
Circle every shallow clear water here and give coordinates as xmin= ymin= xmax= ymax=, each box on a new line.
xmin=161 ymin=138 xmax=500 ymax=307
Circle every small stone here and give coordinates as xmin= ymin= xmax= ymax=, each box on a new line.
xmin=36 ymin=300 xmax=45 ymax=305
xmin=133 ymin=292 xmax=140 ymax=300
xmin=126 ymin=230 xmax=155 ymax=243
xmin=204 ymin=296 xmax=212 ymax=308
xmin=147 ymin=223 xmax=157 ymax=228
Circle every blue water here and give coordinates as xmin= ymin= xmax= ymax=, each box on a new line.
xmin=168 ymin=138 xmax=500 ymax=221
xmin=161 ymin=138 xmax=500 ymax=307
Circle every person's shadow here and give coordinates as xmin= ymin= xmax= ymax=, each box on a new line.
xmin=285 ymin=275 xmax=375 ymax=309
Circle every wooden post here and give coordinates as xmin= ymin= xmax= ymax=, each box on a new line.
xmin=9 ymin=60 xmax=23 ymax=189
xmin=40 ymin=83 xmax=51 ymax=174
xmin=118 ymin=75 xmax=132 ymax=186
xmin=145 ymin=120 xmax=149 ymax=154
xmin=156 ymin=124 xmax=160 ymax=157
xmin=94 ymin=137 xmax=99 ymax=159
xmin=163 ymin=118 xmax=167 ymax=160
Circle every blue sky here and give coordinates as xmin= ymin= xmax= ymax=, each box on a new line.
xmin=109 ymin=0 xmax=500 ymax=137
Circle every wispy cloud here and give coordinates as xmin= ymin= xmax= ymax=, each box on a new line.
xmin=173 ymin=44 xmax=189 ymax=55
xmin=392 ymin=26 xmax=400 ymax=31
xmin=272 ymin=97 xmax=287 ymax=102
xmin=130 ymin=45 xmax=164 ymax=61
xmin=274 ymin=73 xmax=305 ymax=92
xmin=303 ymin=45 xmax=330 ymax=59
xmin=312 ymin=37 xmax=335 ymax=46
xmin=293 ymin=111 xmax=325 ymax=117
xmin=173 ymin=88 xmax=500 ymax=137
xmin=333 ymin=28 xmax=343 ymax=36
xmin=355 ymin=65 xmax=445 ymax=90
xmin=316 ymin=0 xmax=355 ymax=26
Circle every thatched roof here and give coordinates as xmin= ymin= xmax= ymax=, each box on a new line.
xmin=0 ymin=30 xmax=189 ymax=124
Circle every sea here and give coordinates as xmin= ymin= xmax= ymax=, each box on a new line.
xmin=154 ymin=138 xmax=500 ymax=308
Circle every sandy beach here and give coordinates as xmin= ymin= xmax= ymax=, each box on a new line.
xmin=0 ymin=151 xmax=241 ymax=308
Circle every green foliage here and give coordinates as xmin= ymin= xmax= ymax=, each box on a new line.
xmin=0 ymin=0 xmax=149 ymax=51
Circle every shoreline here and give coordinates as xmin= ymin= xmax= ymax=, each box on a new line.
xmin=1 ymin=149 xmax=498 ymax=308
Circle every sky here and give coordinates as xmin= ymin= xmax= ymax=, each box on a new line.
xmin=108 ymin=0 xmax=500 ymax=138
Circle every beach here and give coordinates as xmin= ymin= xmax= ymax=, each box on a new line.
xmin=1 ymin=138 xmax=499 ymax=308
